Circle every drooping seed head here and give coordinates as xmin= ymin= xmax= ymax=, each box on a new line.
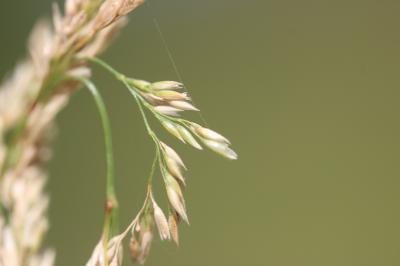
xmin=151 ymin=199 xmax=170 ymax=240
xmin=165 ymin=157 xmax=185 ymax=185
xmin=168 ymin=212 xmax=180 ymax=246
xmin=107 ymin=236 xmax=124 ymax=266
xmin=128 ymin=236 xmax=140 ymax=263
xmin=85 ymin=240 xmax=102 ymax=266
xmin=86 ymin=234 xmax=124 ymax=266
xmin=129 ymin=228 xmax=153 ymax=265
xmin=176 ymin=125 xmax=202 ymax=150
xmin=160 ymin=142 xmax=186 ymax=170
xmin=154 ymin=106 xmax=183 ymax=117
xmin=160 ymin=121 xmax=184 ymax=142
xmin=169 ymin=100 xmax=199 ymax=111
xmin=166 ymin=186 xmax=188 ymax=224
xmin=138 ymin=230 xmax=153 ymax=264
xmin=191 ymin=123 xmax=231 ymax=144
xmin=202 ymin=139 xmax=238 ymax=160
xmin=165 ymin=165 xmax=186 ymax=186
xmin=141 ymin=93 xmax=164 ymax=105
xmin=160 ymin=141 xmax=186 ymax=184
xmin=154 ymin=90 xmax=189 ymax=101
xmin=165 ymin=176 xmax=188 ymax=224
xmin=151 ymin=81 xmax=183 ymax=91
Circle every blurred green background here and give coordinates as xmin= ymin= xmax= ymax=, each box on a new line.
xmin=1 ymin=0 xmax=400 ymax=265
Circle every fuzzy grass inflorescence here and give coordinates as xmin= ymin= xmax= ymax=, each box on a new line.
xmin=0 ymin=1 xmax=237 ymax=266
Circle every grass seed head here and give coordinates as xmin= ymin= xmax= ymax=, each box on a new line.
xmin=169 ymin=100 xmax=199 ymax=111
xmin=151 ymin=81 xmax=183 ymax=91
xmin=160 ymin=121 xmax=185 ymax=142
xmin=160 ymin=142 xmax=186 ymax=170
xmin=141 ymin=93 xmax=164 ymax=105
xmin=165 ymin=176 xmax=188 ymax=224
xmin=129 ymin=235 xmax=140 ymax=260
xmin=176 ymin=125 xmax=202 ymax=150
xmin=86 ymin=235 xmax=123 ymax=266
xmin=129 ymin=215 xmax=154 ymax=265
xmin=202 ymin=139 xmax=238 ymax=160
xmin=165 ymin=165 xmax=186 ymax=187
xmin=154 ymin=106 xmax=183 ymax=116
xmin=191 ymin=123 xmax=231 ymax=144
xmin=151 ymin=198 xmax=171 ymax=240
xmin=168 ymin=212 xmax=180 ymax=246
xmin=154 ymin=90 xmax=189 ymax=101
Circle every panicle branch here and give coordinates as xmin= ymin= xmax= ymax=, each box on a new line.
xmin=82 ymin=57 xmax=237 ymax=264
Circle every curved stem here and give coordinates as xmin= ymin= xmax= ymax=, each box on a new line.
xmin=85 ymin=56 xmax=123 ymax=79
xmin=79 ymin=78 xmax=117 ymax=206
xmin=70 ymin=76 xmax=118 ymax=266
xmin=148 ymin=148 xmax=159 ymax=184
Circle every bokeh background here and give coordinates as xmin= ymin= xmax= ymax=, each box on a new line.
xmin=1 ymin=1 xmax=400 ymax=265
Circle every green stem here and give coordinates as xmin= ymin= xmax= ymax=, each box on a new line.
xmin=148 ymin=150 xmax=158 ymax=184
xmin=85 ymin=56 xmax=123 ymax=79
xmin=130 ymin=87 xmax=153 ymax=135
xmin=70 ymin=77 xmax=118 ymax=265
xmin=79 ymin=78 xmax=117 ymax=205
